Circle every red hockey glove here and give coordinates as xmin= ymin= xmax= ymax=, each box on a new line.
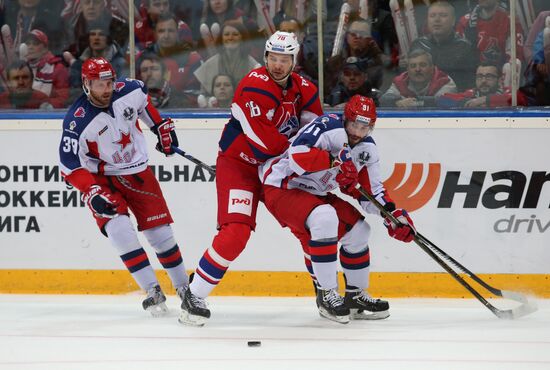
xmin=331 ymin=148 xmax=359 ymax=189
xmin=153 ymin=118 xmax=178 ymax=156
xmin=384 ymin=208 xmax=416 ymax=243
xmin=82 ymin=185 xmax=119 ymax=219
xmin=340 ymin=183 xmax=361 ymax=199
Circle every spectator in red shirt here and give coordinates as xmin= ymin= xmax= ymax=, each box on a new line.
xmin=0 ymin=60 xmax=53 ymax=110
xmin=456 ymin=0 xmax=524 ymax=66
xmin=439 ymin=62 xmax=528 ymax=108
xmin=24 ymin=29 xmax=70 ymax=108
xmin=380 ymin=48 xmax=457 ymax=107
xmin=135 ymin=0 xmax=173 ymax=50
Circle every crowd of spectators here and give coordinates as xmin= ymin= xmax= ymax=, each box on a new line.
xmin=0 ymin=0 xmax=547 ymax=110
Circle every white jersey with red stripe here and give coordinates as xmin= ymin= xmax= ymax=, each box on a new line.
xmin=260 ymin=113 xmax=392 ymax=215
xmin=59 ymin=78 xmax=163 ymax=182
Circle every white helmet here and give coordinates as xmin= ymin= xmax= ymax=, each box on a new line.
xmin=264 ymin=31 xmax=300 ymax=66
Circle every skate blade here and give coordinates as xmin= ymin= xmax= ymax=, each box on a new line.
xmin=178 ymin=310 xmax=207 ymax=327
xmin=318 ymin=308 xmax=350 ymax=324
xmin=350 ymin=308 xmax=390 ymax=320
xmin=146 ymin=302 xmax=169 ymax=317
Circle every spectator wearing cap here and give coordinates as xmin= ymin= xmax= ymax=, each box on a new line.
xmin=381 ymin=48 xmax=457 ymax=107
xmin=66 ymin=19 xmax=127 ymax=99
xmin=410 ymin=1 xmax=477 ymax=91
xmin=325 ymin=19 xmax=384 ymax=94
xmin=23 ymin=29 xmax=70 ymax=108
xmin=141 ymin=13 xmax=202 ymax=106
xmin=0 ymin=60 xmax=53 ymax=110
xmin=326 ymin=56 xmax=380 ymax=107
xmin=65 ymin=0 xmax=129 ymax=58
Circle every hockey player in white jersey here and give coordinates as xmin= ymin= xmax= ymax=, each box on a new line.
xmin=260 ymin=95 xmax=416 ymax=323
xmin=58 ymin=57 xmax=189 ymax=316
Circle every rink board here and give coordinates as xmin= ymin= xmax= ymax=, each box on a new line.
xmin=0 ymin=114 xmax=549 ymax=296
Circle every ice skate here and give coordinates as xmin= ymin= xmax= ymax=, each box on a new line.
xmin=176 ymin=285 xmax=187 ymax=303
xmin=142 ymin=285 xmax=168 ymax=317
xmin=179 ymin=287 xmax=211 ymax=326
xmin=345 ymin=289 xmax=390 ymax=320
xmin=316 ymin=288 xmax=350 ymax=324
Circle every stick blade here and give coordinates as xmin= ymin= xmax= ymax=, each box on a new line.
xmin=495 ymin=291 xmax=538 ymax=320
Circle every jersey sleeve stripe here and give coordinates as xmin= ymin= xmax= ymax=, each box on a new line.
xmin=231 ymin=102 xmax=268 ymax=150
xmin=242 ymin=87 xmax=280 ymax=106
xmin=302 ymin=91 xmax=319 ymax=111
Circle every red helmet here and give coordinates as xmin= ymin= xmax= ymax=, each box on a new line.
xmin=344 ymin=95 xmax=377 ymax=126
xmin=81 ymin=57 xmax=116 ymax=83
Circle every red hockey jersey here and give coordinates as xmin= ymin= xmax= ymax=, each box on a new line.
xmin=218 ymin=66 xmax=323 ymax=165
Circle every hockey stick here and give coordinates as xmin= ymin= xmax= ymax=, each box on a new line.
xmin=331 ymin=3 xmax=351 ymax=57
xmin=171 ymin=145 xmax=216 ymax=176
xmin=355 ymin=185 xmax=537 ymax=320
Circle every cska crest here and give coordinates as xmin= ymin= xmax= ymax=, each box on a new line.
xmin=358 ymin=151 xmax=370 ymax=165
xmin=74 ymin=107 xmax=85 ymax=118
xmin=115 ymin=82 xmax=125 ymax=92
xmin=123 ymin=107 xmax=135 ymax=120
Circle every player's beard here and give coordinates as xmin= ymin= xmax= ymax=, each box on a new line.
xmin=268 ymin=64 xmax=293 ymax=86
xmin=89 ymin=89 xmax=113 ymax=108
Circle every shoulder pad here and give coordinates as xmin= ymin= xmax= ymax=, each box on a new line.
xmin=63 ymin=96 xmax=95 ymax=135
xmin=113 ymin=78 xmax=147 ymax=96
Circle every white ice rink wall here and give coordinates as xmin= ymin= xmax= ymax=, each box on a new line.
xmin=0 ymin=111 xmax=549 ymax=297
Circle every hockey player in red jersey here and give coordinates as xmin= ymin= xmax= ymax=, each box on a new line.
xmin=179 ymin=31 xmax=323 ymax=326
xmin=259 ymin=95 xmax=415 ymax=323
xmin=59 ymin=57 xmax=189 ymax=316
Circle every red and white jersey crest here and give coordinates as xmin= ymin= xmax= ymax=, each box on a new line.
xmin=218 ymin=66 xmax=323 ymax=165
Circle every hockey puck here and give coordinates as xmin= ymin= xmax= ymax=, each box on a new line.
xmin=247 ymin=341 xmax=261 ymax=347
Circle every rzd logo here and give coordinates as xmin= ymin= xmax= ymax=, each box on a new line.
xmin=232 ymin=198 xmax=251 ymax=206
xmin=383 ymin=163 xmax=441 ymax=212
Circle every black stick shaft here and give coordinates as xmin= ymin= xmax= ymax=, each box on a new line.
xmin=354 ymin=186 xmax=516 ymax=318
xmin=171 ymin=146 xmax=216 ymax=176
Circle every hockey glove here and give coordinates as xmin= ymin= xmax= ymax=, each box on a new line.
xmin=331 ymin=148 xmax=359 ymax=189
xmin=82 ymin=185 xmax=119 ymax=219
xmin=384 ymin=208 xmax=416 ymax=243
xmin=153 ymin=118 xmax=178 ymax=156
xmin=339 ymin=183 xmax=361 ymax=199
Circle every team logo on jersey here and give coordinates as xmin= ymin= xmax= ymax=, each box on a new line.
xmin=74 ymin=107 xmax=85 ymax=118
xmin=68 ymin=121 xmax=76 ymax=131
xmin=115 ymin=82 xmax=126 ymax=92
xmin=358 ymin=151 xmax=370 ymax=165
xmin=266 ymin=108 xmax=275 ymax=121
xmin=114 ymin=129 xmax=132 ymax=150
xmin=123 ymin=107 xmax=135 ymax=120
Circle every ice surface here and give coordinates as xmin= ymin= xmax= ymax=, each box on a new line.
xmin=0 ymin=295 xmax=548 ymax=370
